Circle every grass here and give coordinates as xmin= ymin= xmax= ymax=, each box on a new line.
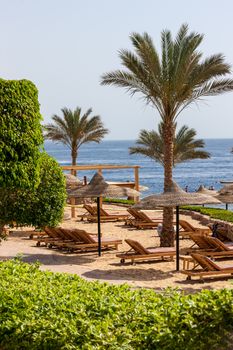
xmin=181 ymin=206 xmax=233 ymax=223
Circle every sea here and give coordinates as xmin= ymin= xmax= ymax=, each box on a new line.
xmin=44 ymin=139 xmax=233 ymax=208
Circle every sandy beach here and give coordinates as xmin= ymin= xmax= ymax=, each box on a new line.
xmin=1 ymin=204 xmax=233 ymax=294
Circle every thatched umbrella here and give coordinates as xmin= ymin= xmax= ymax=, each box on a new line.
xmin=196 ymin=185 xmax=217 ymax=196
xmin=67 ymin=172 xmax=140 ymax=256
xmin=64 ymin=174 xmax=82 ymax=187
xmin=196 ymin=185 xmax=218 ymax=207
xmin=133 ymin=181 xmax=220 ymax=271
xmin=216 ymin=184 xmax=233 ymax=210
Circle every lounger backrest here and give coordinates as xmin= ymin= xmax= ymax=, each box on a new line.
xmin=127 ymin=208 xmax=142 ymax=220
xmin=137 ymin=211 xmax=153 ymax=223
xmin=71 ymin=229 xmax=88 ymax=242
xmin=99 ymin=207 xmax=109 ymax=216
xmin=191 ymin=253 xmax=221 ymax=271
xmin=55 ymin=227 xmax=71 ymax=239
xmin=179 ymin=220 xmax=194 ymax=231
xmin=84 ymin=205 xmax=97 ymax=215
xmin=74 ymin=230 xmax=96 ymax=244
xmin=44 ymin=227 xmax=61 ymax=238
xmin=125 ymin=239 xmax=149 ymax=255
xmin=205 ymin=237 xmax=230 ymax=251
xmin=59 ymin=228 xmax=82 ymax=241
xmin=187 ymin=233 xmax=211 ymax=249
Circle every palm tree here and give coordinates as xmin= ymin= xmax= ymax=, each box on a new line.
xmin=129 ymin=122 xmax=210 ymax=166
xmin=101 ymin=24 xmax=233 ymax=246
xmin=44 ymin=107 xmax=109 ymax=167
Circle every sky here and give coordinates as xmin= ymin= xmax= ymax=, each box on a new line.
xmin=1 ymin=0 xmax=233 ymax=140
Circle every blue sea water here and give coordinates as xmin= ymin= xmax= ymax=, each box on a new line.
xmin=44 ymin=139 xmax=233 ymax=201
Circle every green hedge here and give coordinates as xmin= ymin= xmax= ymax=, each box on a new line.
xmin=0 ymin=259 xmax=233 ymax=349
xmin=181 ymin=206 xmax=233 ymax=223
xmin=0 ymin=153 xmax=66 ymax=228
xmin=0 ymin=79 xmax=43 ymax=189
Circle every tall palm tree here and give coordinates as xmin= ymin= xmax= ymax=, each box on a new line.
xmin=101 ymin=24 xmax=233 ymax=246
xmin=44 ymin=107 xmax=109 ymax=166
xmin=129 ymin=122 xmax=210 ymax=166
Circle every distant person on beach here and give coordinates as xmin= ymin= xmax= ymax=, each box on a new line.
xmin=209 ymin=185 xmax=215 ymax=190
xmin=184 ymin=185 xmax=188 ymax=192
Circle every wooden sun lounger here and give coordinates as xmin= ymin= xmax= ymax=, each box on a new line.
xmin=77 ymin=204 xmax=97 ymax=221
xmin=204 ymin=236 xmax=233 ymax=251
xmin=33 ymin=227 xmax=75 ymax=247
xmin=116 ymin=239 xmax=175 ymax=264
xmin=185 ymin=233 xmax=214 ymax=250
xmin=184 ymin=234 xmax=233 ymax=259
xmin=179 ymin=220 xmax=211 ymax=238
xmin=77 ymin=204 xmax=129 ymax=222
xmin=125 ymin=208 xmax=163 ymax=227
xmin=181 ymin=252 xmax=233 ymax=280
xmin=52 ymin=229 xmax=122 ymax=251
xmin=126 ymin=209 xmax=164 ymax=229
xmin=86 ymin=215 xmax=129 ymax=222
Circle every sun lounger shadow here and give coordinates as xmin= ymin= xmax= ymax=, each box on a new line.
xmin=82 ymin=268 xmax=173 ymax=282
xmin=0 ymin=253 xmax=95 ymax=265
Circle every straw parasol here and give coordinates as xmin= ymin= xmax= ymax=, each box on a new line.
xmin=196 ymin=185 xmax=217 ymax=196
xmin=64 ymin=174 xmax=82 ymax=187
xmin=133 ymin=181 xmax=220 ymax=271
xmin=67 ymin=172 xmax=140 ymax=256
xmin=216 ymin=184 xmax=233 ymax=210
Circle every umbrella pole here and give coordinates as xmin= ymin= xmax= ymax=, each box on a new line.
xmin=226 ymin=203 xmax=228 ymax=211
xmin=97 ymin=197 xmax=101 ymax=256
xmin=176 ymin=206 xmax=180 ymax=271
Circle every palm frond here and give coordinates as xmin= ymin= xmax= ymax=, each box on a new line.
xmin=44 ymin=107 xmax=108 ymax=163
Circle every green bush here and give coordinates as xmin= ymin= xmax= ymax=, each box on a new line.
xmin=0 ymin=79 xmax=43 ymax=189
xmin=0 ymin=259 xmax=233 ymax=349
xmin=0 ymin=153 xmax=66 ymax=228
xmin=181 ymin=206 xmax=233 ymax=223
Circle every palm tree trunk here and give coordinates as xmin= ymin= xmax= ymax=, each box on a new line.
xmin=160 ymin=121 xmax=175 ymax=247
xmin=71 ymin=149 xmax=77 ymax=176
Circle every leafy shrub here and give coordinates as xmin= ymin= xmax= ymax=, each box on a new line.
xmin=181 ymin=206 xmax=233 ymax=223
xmin=0 ymin=153 xmax=66 ymax=228
xmin=0 ymin=79 xmax=43 ymax=189
xmin=0 ymin=259 xmax=233 ymax=349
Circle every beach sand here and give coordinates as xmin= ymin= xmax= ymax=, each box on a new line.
xmin=1 ymin=204 xmax=233 ymax=293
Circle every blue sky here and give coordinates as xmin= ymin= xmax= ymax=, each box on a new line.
xmin=1 ymin=0 xmax=233 ymax=139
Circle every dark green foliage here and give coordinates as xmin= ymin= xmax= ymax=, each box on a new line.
xmin=0 ymin=259 xmax=233 ymax=349
xmin=129 ymin=123 xmax=210 ymax=166
xmin=181 ymin=206 xmax=233 ymax=223
xmin=0 ymin=79 xmax=43 ymax=188
xmin=0 ymin=153 xmax=66 ymax=228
